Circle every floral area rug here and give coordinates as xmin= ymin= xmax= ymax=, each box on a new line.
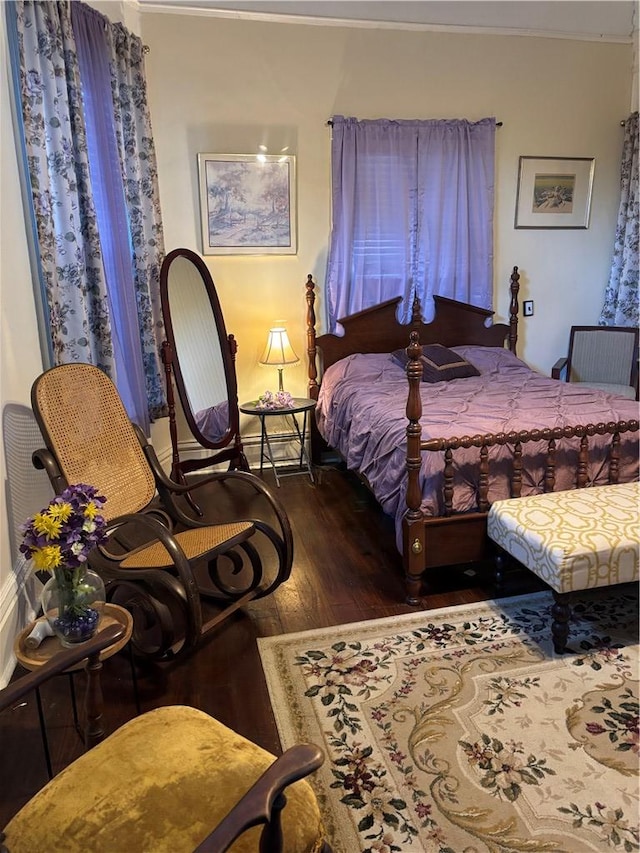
xmin=258 ymin=590 xmax=639 ymax=852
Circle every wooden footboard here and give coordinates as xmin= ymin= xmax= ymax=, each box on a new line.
xmin=403 ymin=329 xmax=640 ymax=604
xmin=305 ymin=268 xmax=638 ymax=607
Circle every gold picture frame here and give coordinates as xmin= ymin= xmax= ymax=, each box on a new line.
xmin=514 ymin=156 xmax=595 ymax=229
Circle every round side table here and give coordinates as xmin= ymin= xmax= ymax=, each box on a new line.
xmin=15 ymin=603 xmax=133 ymax=670
xmin=239 ymin=398 xmax=316 ymax=487
xmin=14 ymin=603 xmax=138 ymax=778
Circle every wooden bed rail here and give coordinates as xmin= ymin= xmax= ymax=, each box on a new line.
xmin=420 ymin=420 xmax=639 ymax=515
xmin=406 ymin=326 xmax=639 ymax=517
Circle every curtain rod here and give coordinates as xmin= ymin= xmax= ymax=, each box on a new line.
xmin=326 ymin=119 xmax=503 ymax=126
xmin=328 ymin=118 xmax=628 ymax=127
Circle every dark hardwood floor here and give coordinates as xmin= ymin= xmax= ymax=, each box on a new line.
xmin=0 ymin=463 xmax=546 ymax=827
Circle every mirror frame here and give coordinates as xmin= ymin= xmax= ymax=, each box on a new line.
xmin=160 ymin=247 xmax=248 ymax=478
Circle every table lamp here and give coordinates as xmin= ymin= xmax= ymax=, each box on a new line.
xmin=260 ymin=326 xmax=299 ymax=391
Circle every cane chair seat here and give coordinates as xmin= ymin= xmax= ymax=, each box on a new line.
xmin=30 ymin=363 xmax=294 ymax=660
xmin=120 ymin=523 xmax=255 ymax=569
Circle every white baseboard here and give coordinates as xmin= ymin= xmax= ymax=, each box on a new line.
xmin=175 ymin=431 xmax=308 ymax=472
xmin=0 ymin=555 xmax=41 ymax=688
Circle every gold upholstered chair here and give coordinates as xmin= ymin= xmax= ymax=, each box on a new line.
xmin=1 ymin=625 xmax=330 ymax=853
xmin=552 ymin=325 xmax=639 ymax=400
xmin=30 ymin=363 xmax=294 ymax=662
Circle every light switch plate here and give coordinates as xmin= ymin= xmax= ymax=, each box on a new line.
xmin=523 ymin=300 xmax=534 ymax=317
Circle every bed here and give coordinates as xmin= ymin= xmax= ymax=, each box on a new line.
xmin=305 ymin=268 xmax=640 ymax=603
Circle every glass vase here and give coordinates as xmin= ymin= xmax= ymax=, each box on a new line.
xmin=40 ymin=566 xmax=106 ymax=647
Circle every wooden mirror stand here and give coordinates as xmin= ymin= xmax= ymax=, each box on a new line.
xmin=160 ymin=248 xmax=249 ymax=488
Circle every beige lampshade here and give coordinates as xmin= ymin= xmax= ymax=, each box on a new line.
xmin=259 ymin=327 xmax=299 ymax=368
xmin=260 ymin=327 xmax=299 ymax=392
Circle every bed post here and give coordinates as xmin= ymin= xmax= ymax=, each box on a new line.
xmin=305 ymin=274 xmax=318 ymax=401
xmin=403 ymin=331 xmax=426 ymax=605
xmin=306 ymin=274 xmax=328 ymax=463
xmin=509 ymin=266 xmax=520 ymax=355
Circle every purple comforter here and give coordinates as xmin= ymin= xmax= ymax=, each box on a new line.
xmin=316 ymin=347 xmax=639 ymax=551
xmin=194 ymin=400 xmax=230 ymax=443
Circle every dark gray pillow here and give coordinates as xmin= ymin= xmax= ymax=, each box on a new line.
xmin=391 ymin=344 xmax=480 ymax=383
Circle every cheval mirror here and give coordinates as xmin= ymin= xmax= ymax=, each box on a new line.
xmin=160 ymin=248 xmax=248 ymax=485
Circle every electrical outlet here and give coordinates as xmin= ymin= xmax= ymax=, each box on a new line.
xmin=523 ymin=300 xmax=534 ymax=317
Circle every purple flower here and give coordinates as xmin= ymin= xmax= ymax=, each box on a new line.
xmin=20 ymin=483 xmax=108 ymax=572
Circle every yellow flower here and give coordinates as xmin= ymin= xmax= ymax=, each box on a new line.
xmin=83 ymin=501 xmax=99 ymax=521
xmin=47 ymin=502 xmax=73 ymax=522
xmin=32 ymin=513 xmax=63 ymax=540
xmin=31 ymin=545 xmax=63 ymax=571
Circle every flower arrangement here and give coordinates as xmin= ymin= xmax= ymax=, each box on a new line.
xmin=20 ymin=484 xmax=109 ymax=644
xmin=20 ymin=483 xmax=108 ymax=571
xmin=256 ymin=389 xmax=295 ymax=410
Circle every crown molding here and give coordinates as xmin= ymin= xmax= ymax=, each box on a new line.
xmin=133 ymin=1 xmax=634 ymax=43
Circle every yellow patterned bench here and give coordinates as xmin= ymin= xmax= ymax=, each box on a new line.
xmin=487 ymin=482 xmax=639 ymax=653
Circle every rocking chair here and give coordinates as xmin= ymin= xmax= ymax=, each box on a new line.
xmin=30 ymin=363 xmax=293 ymax=661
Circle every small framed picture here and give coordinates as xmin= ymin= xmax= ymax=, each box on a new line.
xmin=514 ymin=156 xmax=595 ymax=229
xmin=198 ymin=153 xmax=297 ymax=255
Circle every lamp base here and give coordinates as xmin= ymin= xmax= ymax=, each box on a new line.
xmin=277 ymin=368 xmax=284 ymax=392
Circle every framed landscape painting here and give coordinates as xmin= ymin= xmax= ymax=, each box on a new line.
xmin=198 ymin=153 xmax=297 ymax=254
xmin=514 ymin=156 xmax=595 ymax=229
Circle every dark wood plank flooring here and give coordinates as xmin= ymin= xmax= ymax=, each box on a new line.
xmin=0 ymin=463 xmax=546 ymax=827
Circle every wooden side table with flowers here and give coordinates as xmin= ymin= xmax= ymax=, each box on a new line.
xmin=14 ymin=604 xmax=135 ymax=778
xmin=16 ymin=483 xmax=139 ymax=777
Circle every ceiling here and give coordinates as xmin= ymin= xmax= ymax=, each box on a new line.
xmin=138 ymin=1 xmax=637 ymax=41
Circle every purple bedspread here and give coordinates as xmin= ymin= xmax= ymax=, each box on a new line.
xmin=194 ymin=400 xmax=229 ymax=443
xmin=315 ymin=347 xmax=639 ymax=551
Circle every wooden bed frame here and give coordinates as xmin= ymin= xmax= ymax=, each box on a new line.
xmin=306 ymin=268 xmax=639 ymax=604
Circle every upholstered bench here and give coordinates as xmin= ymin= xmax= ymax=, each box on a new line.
xmin=487 ymin=482 xmax=639 ymax=653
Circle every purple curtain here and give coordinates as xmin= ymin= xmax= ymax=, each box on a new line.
xmin=71 ymin=3 xmax=151 ymax=433
xmin=326 ymin=117 xmax=496 ymax=331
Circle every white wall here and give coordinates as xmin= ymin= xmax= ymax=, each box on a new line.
xmin=0 ymin=5 xmax=51 ymax=684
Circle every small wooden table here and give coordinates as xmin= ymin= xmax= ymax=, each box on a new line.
xmin=240 ymin=398 xmax=315 ymax=487
xmin=14 ymin=603 xmax=137 ymax=777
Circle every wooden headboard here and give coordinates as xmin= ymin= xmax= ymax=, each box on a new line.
xmin=306 ymin=267 xmax=521 ymax=400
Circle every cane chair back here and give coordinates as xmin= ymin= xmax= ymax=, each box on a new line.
xmin=31 ymin=363 xmax=156 ymax=519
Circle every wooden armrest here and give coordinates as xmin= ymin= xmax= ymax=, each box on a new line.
xmin=194 ymin=743 xmax=324 ymax=853
xmin=0 ymin=623 xmax=125 ymax=712
xmin=551 ymin=357 xmax=567 ymax=380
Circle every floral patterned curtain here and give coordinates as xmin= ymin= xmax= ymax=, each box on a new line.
xmin=9 ymin=0 xmax=167 ymax=425
xmin=11 ymin=0 xmax=115 ymax=372
xmin=599 ymin=111 xmax=639 ymax=326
